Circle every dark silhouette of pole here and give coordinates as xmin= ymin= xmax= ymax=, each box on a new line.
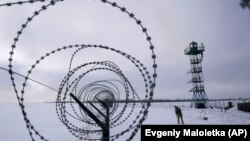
xmin=69 ymin=93 xmax=110 ymax=141
xmin=103 ymin=106 xmax=109 ymax=141
xmin=69 ymin=93 xmax=104 ymax=128
xmin=88 ymin=102 xmax=106 ymax=118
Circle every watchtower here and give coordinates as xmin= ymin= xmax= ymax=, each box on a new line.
xmin=184 ymin=41 xmax=208 ymax=108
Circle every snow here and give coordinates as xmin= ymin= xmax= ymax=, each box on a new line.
xmin=0 ymin=102 xmax=249 ymax=141
xmin=145 ymin=103 xmax=250 ymax=125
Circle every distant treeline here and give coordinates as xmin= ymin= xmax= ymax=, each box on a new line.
xmin=43 ymin=98 xmax=250 ymax=103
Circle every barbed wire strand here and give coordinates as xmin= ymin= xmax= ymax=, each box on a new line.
xmin=0 ymin=0 xmax=50 ymax=7
xmin=0 ymin=64 xmax=99 ymax=96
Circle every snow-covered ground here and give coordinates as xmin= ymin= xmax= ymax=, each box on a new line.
xmin=0 ymin=102 xmax=249 ymax=141
xmin=146 ymin=103 xmax=250 ymax=125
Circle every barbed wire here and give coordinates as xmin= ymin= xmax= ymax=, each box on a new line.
xmin=3 ymin=0 xmax=157 ymax=140
xmin=0 ymin=0 xmax=50 ymax=7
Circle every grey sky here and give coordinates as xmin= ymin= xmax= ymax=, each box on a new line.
xmin=0 ymin=0 xmax=250 ymax=102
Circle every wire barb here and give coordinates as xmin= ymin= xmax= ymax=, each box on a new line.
xmin=0 ymin=0 xmax=49 ymax=7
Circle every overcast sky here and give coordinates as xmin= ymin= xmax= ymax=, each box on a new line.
xmin=0 ymin=0 xmax=250 ymax=102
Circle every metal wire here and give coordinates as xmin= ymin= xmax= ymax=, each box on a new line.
xmin=0 ymin=0 xmax=49 ymax=7
xmin=2 ymin=0 xmax=157 ymax=140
